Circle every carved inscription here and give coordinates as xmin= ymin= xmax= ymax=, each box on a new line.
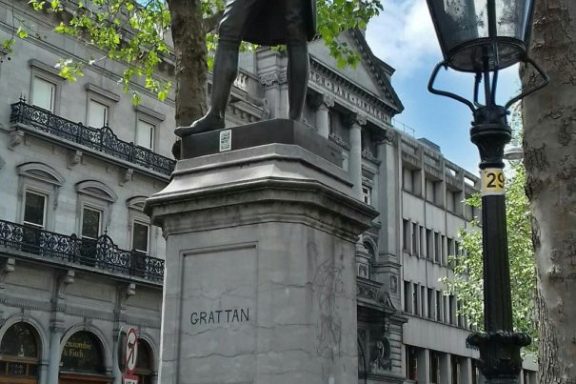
xmin=310 ymin=70 xmax=391 ymax=123
xmin=190 ymin=308 xmax=250 ymax=326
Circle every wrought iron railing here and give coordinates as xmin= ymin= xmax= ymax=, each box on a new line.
xmin=0 ymin=219 xmax=164 ymax=283
xmin=10 ymin=100 xmax=176 ymax=176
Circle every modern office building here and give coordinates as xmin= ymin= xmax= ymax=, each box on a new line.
xmin=0 ymin=1 xmax=537 ymax=383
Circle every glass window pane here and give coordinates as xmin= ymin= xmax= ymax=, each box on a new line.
xmin=0 ymin=323 xmax=39 ymax=358
xmin=82 ymin=208 xmax=101 ymax=239
xmin=61 ymin=331 xmax=105 ymax=373
xmin=87 ymin=100 xmax=109 ymax=128
xmin=136 ymin=120 xmax=155 ymax=149
xmin=32 ymin=77 xmax=55 ymax=111
xmin=132 ymin=222 xmax=149 ymax=253
xmin=23 ymin=192 xmax=46 ymax=227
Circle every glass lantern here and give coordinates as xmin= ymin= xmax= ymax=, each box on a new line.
xmin=426 ymin=0 xmax=535 ymax=72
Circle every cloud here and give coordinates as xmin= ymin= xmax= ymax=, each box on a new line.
xmin=366 ymin=0 xmax=441 ymax=77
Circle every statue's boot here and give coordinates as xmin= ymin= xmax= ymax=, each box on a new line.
xmin=287 ymin=42 xmax=310 ymax=121
xmin=175 ymin=40 xmax=240 ymax=137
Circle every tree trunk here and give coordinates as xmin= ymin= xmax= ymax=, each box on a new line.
xmin=522 ymin=0 xmax=576 ymax=382
xmin=167 ymin=0 xmax=207 ymax=127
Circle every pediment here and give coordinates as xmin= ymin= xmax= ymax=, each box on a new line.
xmin=127 ymin=196 xmax=148 ymax=211
xmin=76 ymin=180 xmax=117 ymax=202
xmin=309 ymin=30 xmax=403 ymax=115
xmin=17 ymin=162 xmax=64 ymax=186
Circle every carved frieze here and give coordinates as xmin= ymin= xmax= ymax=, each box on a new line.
xmin=310 ymin=60 xmax=392 ymax=124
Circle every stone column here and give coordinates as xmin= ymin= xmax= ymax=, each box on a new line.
xmin=146 ymin=129 xmax=377 ymax=384
xmin=311 ymin=94 xmax=334 ymax=139
xmin=112 ymin=327 xmax=122 ymax=384
xmin=441 ymin=353 xmax=453 ymax=384
xmin=39 ymin=363 xmax=48 ymax=384
xmin=346 ymin=113 xmax=367 ymax=198
xmin=47 ymin=324 xmax=63 ymax=384
xmin=256 ymin=48 xmax=288 ymax=119
xmin=462 ymin=357 xmax=473 ymax=384
xmin=418 ymin=349 xmax=431 ymax=384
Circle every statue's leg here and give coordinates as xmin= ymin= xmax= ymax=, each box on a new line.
xmin=285 ymin=0 xmax=309 ymax=121
xmin=175 ymin=0 xmax=257 ymax=137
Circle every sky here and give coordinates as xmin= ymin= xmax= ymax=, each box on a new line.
xmin=365 ymin=0 xmax=522 ymax=174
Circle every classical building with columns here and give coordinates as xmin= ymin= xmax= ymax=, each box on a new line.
xmin=0 ymin=1 xmax=537 ymax=383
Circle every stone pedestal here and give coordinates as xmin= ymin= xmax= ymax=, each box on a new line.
xmin=146 ymin=122 xmax=377 ymax=384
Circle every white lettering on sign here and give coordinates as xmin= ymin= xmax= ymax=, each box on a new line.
xmin=310 ymin=70 xmax=391 ymax=123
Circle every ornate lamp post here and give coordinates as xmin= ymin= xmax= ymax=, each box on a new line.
xmin=425 ymin=1 xmax=548 ymax=383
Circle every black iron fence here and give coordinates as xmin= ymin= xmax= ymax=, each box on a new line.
xmin=0 ymin=219 xmax=164 ymax=283
xmin=10 ymin=100 xmax=176 ymax=176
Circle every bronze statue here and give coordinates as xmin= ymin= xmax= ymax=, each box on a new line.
xmin=174 ymin=0 xmax=316 ymax=137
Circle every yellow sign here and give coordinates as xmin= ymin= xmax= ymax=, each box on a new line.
xmin=481 ymin=168 xmax=505 ymax=196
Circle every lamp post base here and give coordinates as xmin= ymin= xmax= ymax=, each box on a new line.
xmin=467 ymin=331 xmax=531 ymax=382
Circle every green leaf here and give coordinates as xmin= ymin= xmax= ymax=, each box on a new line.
xmin=16 ymin=27 xmax=28 ymax=39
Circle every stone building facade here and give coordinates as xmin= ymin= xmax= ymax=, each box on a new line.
xmin=0 ymin=1 xmax=537 ymax=383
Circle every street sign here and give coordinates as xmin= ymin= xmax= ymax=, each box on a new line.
xmin=125 ymin=327 xmax=139 ymax=375
xmin=123 ymin=374 xmax=138 ymax=384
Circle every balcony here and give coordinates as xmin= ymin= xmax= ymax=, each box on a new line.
xmin=10 ymin=100 xmax=176 ymax=176
xmin=0 ymin=219 xmax=164 ymax=284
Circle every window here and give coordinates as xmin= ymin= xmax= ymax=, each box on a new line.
xmin=449 ymin=295 xmax=456 ymax=325
xmin=87 ymin=99 xmax=109 ymax=128
xmin=403 ymin=220 xmax=410 ymax=253
xmin=472 ymin=360 xmax=479 ymax=384
xmin=135 ymin=340 xmax=154 ymax=384
xmin=428 ymin=288 xmax=434 ymax=319
xmin=457 ymin=300 xmax=465 ymax=327
xmin=18 ymin=162 xmax=65 ymax=234
xmin=136 ymin=119 xmax=155 ymax=149
xmin=411 ymin=223 xmax=418 ymax=256
xmin=413 ymin=283 xmax=419 ymax=316
xmin=406 ymin=346 xmax=418 ymax=381
xmin=404 ymin=281 xmax=412 ymax=313
xmin=430 ymin=351 xmax=441 ymax=384
xmin=61 ymin=332 xmax=105 ymax=374
xmin=420 ymin=286 xmax=426 ymax=317
xmin=426 ymin=178 xmax=436 ymax=202
xmin=0 ymin=322 xmax=40 ymax=381
xmin=81 ymin=207 xmax=102 ymax=240
xmin=361 ymin=185 xmax=372 ymax=205
xmin=441 ymin=235 xmax=447 ymax=264
xmin=31 ymin=77 xmax=56 ymax=112
xmin=75 ymin=180 xmax=117 ymax=240
xmin=420 ymin=226 xmax=426 ymax=257
xmin=434 ymin=232 xmax=440 ymax=262
xmin=448 ymin=238 xmax=455 ymax=260
xmin=403 ymin=167 xmax=421 ymax=194
xmin=23 ymin=192 xmax=46 ymax=228
xmin=426 ymin=229 xmax=433 ymax=259
xmin=132 ymin=221 xmax=150 ymax=254
xmin=436 ymin=291 xmax=443 ymax=322
xmin=451 ymin=355 xmax=462 ymax=384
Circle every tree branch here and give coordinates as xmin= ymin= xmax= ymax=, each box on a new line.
xmin=203 ymin=10 xmax=223 ymax=33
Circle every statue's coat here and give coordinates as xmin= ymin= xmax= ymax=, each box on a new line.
xmin=240 ymin=0 xmax=317 ymax=45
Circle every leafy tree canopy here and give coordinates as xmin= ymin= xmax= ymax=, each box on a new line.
xmin=3 ymin=0 xmax=383 ymax=104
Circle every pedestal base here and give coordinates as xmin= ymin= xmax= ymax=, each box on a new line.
xmin=179 ymin=119 xmax=343 ymax=166
xmin=146 ymin=143 xmax=376 ymax=384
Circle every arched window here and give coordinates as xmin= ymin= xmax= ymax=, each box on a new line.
xmin=135 ymin=340 xmax=154 ymax=384
xmin=0 ymin=322 xmax=41 ymax=384
xmin=60 ymin=331 xmax=105 ymax=374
